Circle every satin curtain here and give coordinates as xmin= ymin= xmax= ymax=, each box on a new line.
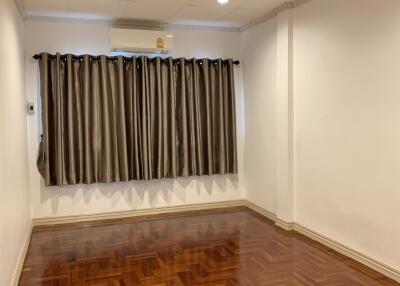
xmin=37 ymin=53 xmax=237 ymax=186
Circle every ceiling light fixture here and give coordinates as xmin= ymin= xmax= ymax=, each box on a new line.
xmin=218 ymin=0 xmax=229 ymax=4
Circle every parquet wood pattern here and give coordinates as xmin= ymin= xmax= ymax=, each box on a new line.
xmin=19 ymin=207 xmax=399 ymax=285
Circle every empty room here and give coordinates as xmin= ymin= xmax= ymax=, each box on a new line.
xmin=1 ymin=0 xmax=400 ymax=285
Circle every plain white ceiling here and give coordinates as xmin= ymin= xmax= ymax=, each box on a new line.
xmin=21 ymin=0 xmax=290 ymax=28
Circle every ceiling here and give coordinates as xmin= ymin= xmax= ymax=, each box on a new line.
xmin=20 ymin=0 xmax=290 ymax=29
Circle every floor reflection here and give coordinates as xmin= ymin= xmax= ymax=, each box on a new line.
xmin=19 ymin=207 xmax=398 ymax=285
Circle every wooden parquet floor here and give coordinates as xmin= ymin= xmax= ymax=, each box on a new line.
xmin=19 ymin=207 xmax=399 ymax=285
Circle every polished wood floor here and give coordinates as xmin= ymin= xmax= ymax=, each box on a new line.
xmin=19 ymin=207 xmax=398 ymax=285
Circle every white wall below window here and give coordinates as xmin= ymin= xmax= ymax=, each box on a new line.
xmin=24 ymin=20 xmax=246 ymax=219
xmin=0 ymin=0 xmax=31 ymax=285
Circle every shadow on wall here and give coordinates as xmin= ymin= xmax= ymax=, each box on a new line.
xmin=39 ymin=175 xmax=240 ymax=216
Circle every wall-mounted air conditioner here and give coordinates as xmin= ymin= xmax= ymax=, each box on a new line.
xmin=110 ymin=28 xmax=173 ymax=54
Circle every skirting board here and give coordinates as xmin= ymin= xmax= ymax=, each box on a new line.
xmin=294 ymin=223 xmax=400 ymax=283
xmin=243 ymin=201 xmax=295 ymax=231
xmin=32 ymin=199 xmax=246 ymax=226
xmin=244 ymin=201 xmax=400 ymax=283
xmin=30 ymin=199 xmax=400 ymax=283
xmin=11 ymin=223 xmax=32 ymax=286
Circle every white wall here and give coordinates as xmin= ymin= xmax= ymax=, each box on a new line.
xmin=24 ymin=20 xmax=246 ymax=219
xmin=241 ymin=0 xmax=400 ymax=272
xmin=22 ymin=0 xmax=400 ymax=274
xmin=241 ymin=18 xmax=277 ymax=213
xmin=0 ymin=0 xmax=31 ymax=285
xmin=294 ymin=0 xmax=400 ymax=270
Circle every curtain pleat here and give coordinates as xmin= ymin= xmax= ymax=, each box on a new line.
xmin=37 ymin=53 xmax=237 ymax=186
xmin=176 ymin=59 xmax=189 ymax=177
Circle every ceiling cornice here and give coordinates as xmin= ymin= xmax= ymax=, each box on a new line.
xmin=22 ymin=0 xmax=313 ymax=33
xmin=23 ymin=15 xmax=242 ymax=32
xmin=240 ymin=0 xmax=312 ymax=32
xmin=292 ymin=0 xmax=312 ymax=8
xmin=14 ymin=0 xmax=26 ymax=19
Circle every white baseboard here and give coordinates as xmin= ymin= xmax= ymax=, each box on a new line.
xmin=243 ymin=200 xmax=277 ymax=222
xmin=32 ymin=199 xmax=246 ymax=226
xmin=275 ymin=219 xmax=295 ymax=231
xmin=11 ymin=222 xmax=33 ymax=286
xmin=294 ymin=223 xmax=400 ymax=283
xmin=29 ymin=199 xmax=400 ymax=283
xmin=244 ymin=200 xmax=295 ymax=230
xmin=244 ymin=201 xmax=400 ymax=283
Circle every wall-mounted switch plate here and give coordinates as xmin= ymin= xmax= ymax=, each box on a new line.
xmin=27 ymin=102 xmax=35 ymax=115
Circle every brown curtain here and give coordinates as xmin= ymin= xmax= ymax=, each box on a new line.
xmin=37 ymin=53 xmax=237 ymax=186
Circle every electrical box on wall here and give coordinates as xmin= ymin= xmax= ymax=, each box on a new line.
xmin=110 ymin=28 xmax=173 ymax=54
xmin=27 ymin=102 xmax=35 ymax=115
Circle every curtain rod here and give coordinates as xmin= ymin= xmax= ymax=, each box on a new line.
xmin=32 ymin=54 xmax=240 ymax=65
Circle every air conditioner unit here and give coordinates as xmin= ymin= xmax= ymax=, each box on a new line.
xmin=110 ymin=28 xmax=173 ymax=54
